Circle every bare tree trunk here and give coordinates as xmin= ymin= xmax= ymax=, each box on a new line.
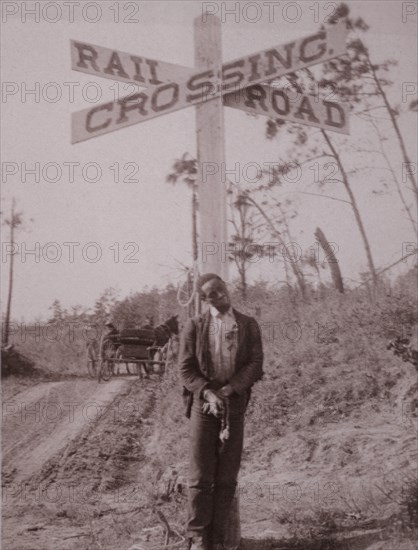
xmin=192 ymin=190 xmax=201 ymax=316
xmin=315 ymin=227 xmax=344 ymax=293
xmin=365 ymin=111 xmax=417 ymax=235
xmin=366 ymin=52 xmax=418 ymax=211
xmin=313 ymin=261 xmax=322 ymax=284
xmin=187 ymin=270 xmax=193 ymax=318
xmin=3 ymin=200 xmax=15 ymax=346
xmin=282 ymin=257 xmax=297 ymax=304
xmin=237 ymin=204 xmax=248 ymax=301
xmin=238 ymin=262 xmax=247 ymax=301
xmin=283 ymin=255 xmax=290 ymax=287
xmin=192 ymin=190 xmax=198 ymax=261
xmin=357 ymin=249 xmax=417 ymax=288
xmin=246 ymin=196 xmax=307 ymax=299
xmin=321 ymin=130 xmax=378 ymax=286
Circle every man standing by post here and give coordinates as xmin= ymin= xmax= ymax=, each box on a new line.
xmin=179 ymin=274 xmax=263 ymax=550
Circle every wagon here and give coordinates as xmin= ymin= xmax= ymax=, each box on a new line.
xmin=86 ymin=335 xmax=169 ymax=382
xmin=86 ymin=315 xmax=179 ymax=382
xmin=98 ymin=327 xmax=173 ymax=382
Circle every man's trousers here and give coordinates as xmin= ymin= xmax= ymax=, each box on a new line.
xmin=187 ymin=392 xmax=248 ymax=545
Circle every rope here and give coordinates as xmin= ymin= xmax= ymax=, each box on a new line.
xmin=201 ymin=394 xmax=231 ymax=444
xmin=220 ymin=397 xmax=230 ymax=444
xmin=176 ymin=262 xmax=199 ymax=308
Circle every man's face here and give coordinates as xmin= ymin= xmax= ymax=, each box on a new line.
xmin=200 ymin=278 xmax=231 ymax=313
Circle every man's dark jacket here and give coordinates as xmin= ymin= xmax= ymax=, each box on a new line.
xmin=178 ymin=308 xmax=264 ymax=417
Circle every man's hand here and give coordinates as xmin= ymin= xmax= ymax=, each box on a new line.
xmin=218 ymin=384 xmax=234 ymax=398
xmin=202 ymin=389 xmax=224 ymax=418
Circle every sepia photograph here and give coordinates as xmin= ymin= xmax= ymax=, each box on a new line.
xmin=1 ymin=1 xmax=417 ymax=549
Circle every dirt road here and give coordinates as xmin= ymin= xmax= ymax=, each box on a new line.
xmin=2 ymin=378 xmax=131 ymax=485
xmin=2 ymin=376 xmax=161 ymax=550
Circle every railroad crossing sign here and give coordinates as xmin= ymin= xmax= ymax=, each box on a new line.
xmin=71 ymin=15 xmax=349 ymax=280
xmin=223 ymin=84 xmax=348 ymax=134
xmin=71 ymin=22 xmax=348 ymax=143
xmin=70 ymin=39 xmax=195 ymax=87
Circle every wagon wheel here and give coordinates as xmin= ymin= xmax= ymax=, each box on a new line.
xmin=86 ymin=342 xmax=98 ymax=379
xmin=98 ymin=340 xmax=114 ymax=382
xmin=98 ymin=359 xmax=112 ymax=383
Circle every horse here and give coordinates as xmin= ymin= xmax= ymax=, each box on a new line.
xmin=140 ymin=314 xmax=179 ymax=376
xmin=149 ymin=314 xmax=179 ymax=345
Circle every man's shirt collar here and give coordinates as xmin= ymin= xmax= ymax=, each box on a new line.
xmin=209 ymin=306 xmax=234 ymax=320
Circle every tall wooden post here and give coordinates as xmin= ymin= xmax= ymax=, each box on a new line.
xmin=195 ymin=28 xmax=240 ymax=543
xmin=194 ymin=14 xmax=228 ymax=283
xmin=3 ymin=198 xmax=16 ymax=346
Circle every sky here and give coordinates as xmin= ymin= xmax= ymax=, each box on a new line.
xmin=1 ymin=0 xmax=417 ymax=321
